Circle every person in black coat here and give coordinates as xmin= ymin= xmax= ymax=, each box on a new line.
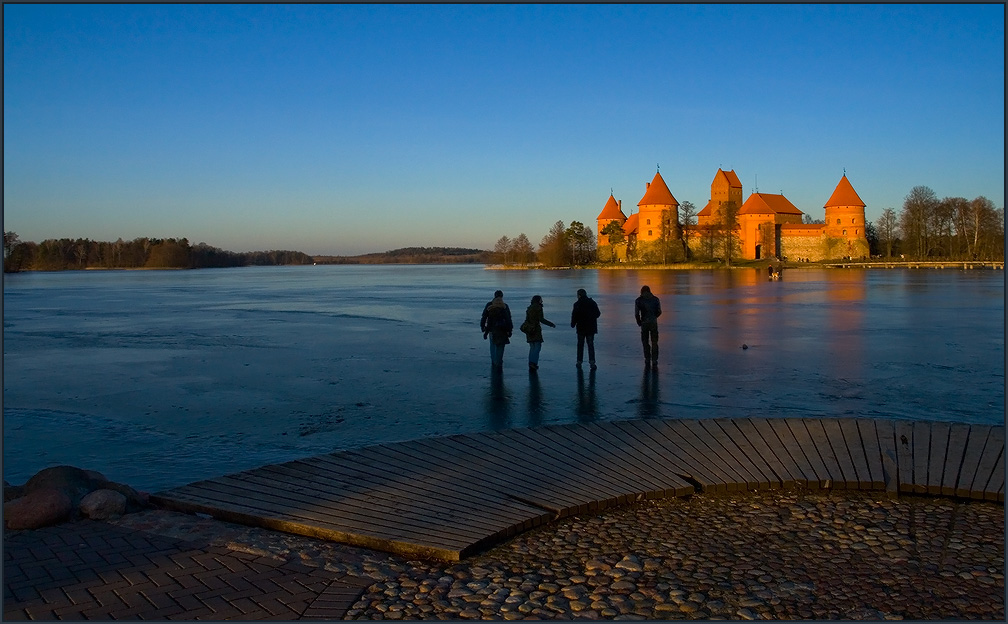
xmin=570 ymin=288 xmax=600 ymax=370
xmin=480 ymin=290 xmax=513 ymax=368
xmin=634 ymin=285 xmax=662 ymax=365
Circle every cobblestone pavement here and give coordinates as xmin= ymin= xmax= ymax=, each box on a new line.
xmin=107 ymin=489 xmax=1004 ymax=620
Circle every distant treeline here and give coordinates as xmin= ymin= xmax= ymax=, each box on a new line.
xmin=314 ymin=247 xmax=491 ymax=264
xmin=2 ymin=234 xmax=313 ymax=272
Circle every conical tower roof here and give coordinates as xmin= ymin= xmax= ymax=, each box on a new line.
xmin=596 ymin=194 xmax=627 ymax=221
xmin=638 ymin=171 xmax=678 ymax=207
xmin=824 ymin=175 xmax=865 ymax=208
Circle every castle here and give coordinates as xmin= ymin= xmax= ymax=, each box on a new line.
xmin=596 ymin=168 xmax=870 ymax=262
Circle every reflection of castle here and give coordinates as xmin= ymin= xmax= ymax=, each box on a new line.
xmin=597 ymin=168 xmax=869 ymax=262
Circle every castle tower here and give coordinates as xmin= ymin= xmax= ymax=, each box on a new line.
xmin=698 ymin=168 xmax=743 ymax=226
xmin=596 ymin=193 xmax=627 ymax=242
xmin=636 ymin=170 xmax=678 ymax=242
xmin=823 ymin=174 xmax=869 ymax=257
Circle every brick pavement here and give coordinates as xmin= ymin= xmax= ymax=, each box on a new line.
xmin=3 ymin=520 xmax=370 ymax=620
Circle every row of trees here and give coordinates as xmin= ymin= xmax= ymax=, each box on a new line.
xmin=876 ymin=188 xmax=1003 ymax=260
xmin=2 ymin=233 xmax=314 ymax=272
xmin=493 ymin=221 xmax=597 ymax=268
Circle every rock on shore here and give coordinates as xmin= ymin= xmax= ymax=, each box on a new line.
xmin=4 ymin=465 xmax=149 ymax=530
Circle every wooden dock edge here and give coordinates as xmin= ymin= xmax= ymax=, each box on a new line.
xmin=151 ymin=417 xmax=1004 ymax=562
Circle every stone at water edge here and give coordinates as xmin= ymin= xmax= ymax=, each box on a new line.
xmin=80 ymin=489 xmax=129 ymax=520
xmin=22 ymin=465 xmax=101 ymax=506
xmin=4 ymin=488 xmax=74 ymax=530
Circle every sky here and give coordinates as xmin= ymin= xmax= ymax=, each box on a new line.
xmin=3 ymin=4 xmax=1004 ymax=256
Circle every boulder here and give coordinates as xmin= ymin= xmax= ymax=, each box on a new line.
xmin=4 ymin=488 xmax=73 ymax=530
xmin=4 ymin=481 xmax=24 ymax=502
xmin=23 ymin=465 xmax=100 ymax=506
xmin=80 ymin=489 xmax=128 ymax=520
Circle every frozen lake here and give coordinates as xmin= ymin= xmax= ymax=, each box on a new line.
xmin=3 ymin=265 xmax=1004 ymax=492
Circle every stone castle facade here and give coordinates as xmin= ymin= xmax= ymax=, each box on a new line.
xmin=596 ymin=168 xmax=870 ymax=262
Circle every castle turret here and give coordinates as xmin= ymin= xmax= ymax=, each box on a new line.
xmin=823 ymin=175 xmax=869 ymax=258
xmin=636 ymin=171 xmax=678 ymax=242
xmin=596 ymin=193 xmax=627 ymax=241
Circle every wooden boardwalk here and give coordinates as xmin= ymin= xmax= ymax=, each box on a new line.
xmin=150 ymin=417 xmax=1005 ymax=562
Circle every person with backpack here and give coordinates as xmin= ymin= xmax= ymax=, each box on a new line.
xmin=570 ymin=288 xmax=601 ymax=370
xmin=480 ymin=290 xmax=513 ymax=368
xmin=520 ymin=295 xmax=556 ymax=371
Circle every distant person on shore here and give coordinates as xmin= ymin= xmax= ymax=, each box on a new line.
xmin=634 ymin=285 xmax=662 ymax=366
xmin=570 ymin=288 xmax=601 ymax=370
xmin=481 ymin=290 xmax=513 ymax=368
xmin=520 ymin=295 xmax=556 ymax=371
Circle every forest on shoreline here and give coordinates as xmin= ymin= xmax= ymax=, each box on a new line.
xmin=1 ymin=235 xmax=313 ymax=272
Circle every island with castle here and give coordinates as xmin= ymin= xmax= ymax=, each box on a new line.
xmin=596 ymin=168 xmax=870 ymax=263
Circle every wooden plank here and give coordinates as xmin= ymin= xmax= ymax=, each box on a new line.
xmin=576 ymin=421 xmax=693 ymax=497
xmin=837 ymin=418 xmax=874 ymax=490
xmin=631 ymin=419 xmax=731 ymax=493
xmin=447 ymin=431 xmax=604 ymax=514
xmin=402 ymin=435 xmax=576 ymax=520
xmin=491 ymin=428 xmax=630 ymax=509
xmin=780 ymin=419 xmax=832 ymax=488
xmin=912 ymin=421 xmax=932 ymax=494
xmin=955 ymin=425 xmax=993 ymax=499
xmin=893 ymin=419 xmax=916 ymax=493
xmin=721 ymin=418 xmax=794 ymax=488
xmin=304 ymin=450 xmax=519 ymax=520
xmin=538 ymin=424 xmax=668 ymax=499
xmin=970 ymin=426 xmax=1005 ymax=501
xmin=756 ymin=418 xmax=819 ymax=488
xmin=854 ymin=419 xmax=887 ymax=490
xmin=245 ymin=461 xmax=524 ymax=536
xmin=154 ymin=482 xmax=467 ymax=561
xmin=503 ymin=427 xmax=635 ymax=504
xmin=166 ymin=478 xmax=464 ymax=546
xmin=941 ymin=423 xmax=972 ymax=496
xmin=802 ymin=419 xmax=850 ymax=487
xmin=659 ymin=420 xmax=740 ymax=492
xmin=368 ymin=438 xmax=557 ymax=526
xmin=681 ymin=419 xmax=762 ymax=489
xmin=873 ymin=419 xmax=899 ymax=496
xmin=806 ymin=418 xmax=855 ymax=489
xmin=601 ymin=422 xmax=694 ymax=497
xmin=245 ymin=464 xmax=496 ymax=535
xmin=216 ymin=471 xmax=492 ymax=542
xmin=612 ymin=420 xmax=710 ymax=493
xmin=306 ymin=449 xmax=546 ymax=527
xmin=927 ymin=422 xmax=951 ymax=495
xmin=697 ymin=419 xmax=774 ymax=489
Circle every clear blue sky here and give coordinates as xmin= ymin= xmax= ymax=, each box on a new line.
xmin=4 ymin=4 xmax=1004 ymax=255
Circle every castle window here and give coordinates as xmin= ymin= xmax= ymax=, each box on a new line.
xmin=852 ymin=218 xmax=856 ymax=224
xmin=843 ymin=229 xmax=847 ymax=235
xmin=648 ymin=230 xmax=652 ymax=236
xmin=836 ymin=218 xmax=841 ymax=225
xmin=646 ymin=219 xmax=651 ymax=225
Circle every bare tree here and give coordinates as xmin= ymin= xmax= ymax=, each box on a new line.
xmin=877 ymin=207 xmax=898 ymax=258
xmin=900 ymin=186 xmax=938 ymax=259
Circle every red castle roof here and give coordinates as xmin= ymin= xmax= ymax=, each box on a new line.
xmin=824 ymin=175 xmax=865 ymax=208
xmin=596 ymin=194 xmax=627 ymax=221
xmin=638 ymin=171 xmax=678 ymax=207
xmin=739 ymin=193 xmax=804 ymax=216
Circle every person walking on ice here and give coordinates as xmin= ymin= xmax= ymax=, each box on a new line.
xmin=570 ymin=288 xmax=601 ymax=370
xmin=635 ymin=285 xmax=662 ymax=366
xmin=520 ymin=295 xmax=556 ymax=371
xmin=481 ymin=290 xmax=513 ymax=368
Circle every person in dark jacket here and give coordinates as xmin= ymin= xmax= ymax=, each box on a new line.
xmin=480 ymin=290 xmax=513 ymax=368
xmin=570 ymin=288 xmax=601 ymax=370
xmin=521 ymin=295 xmax=556 ymax=371
xmin=634 ymin=285 xmax=662 ymax=365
